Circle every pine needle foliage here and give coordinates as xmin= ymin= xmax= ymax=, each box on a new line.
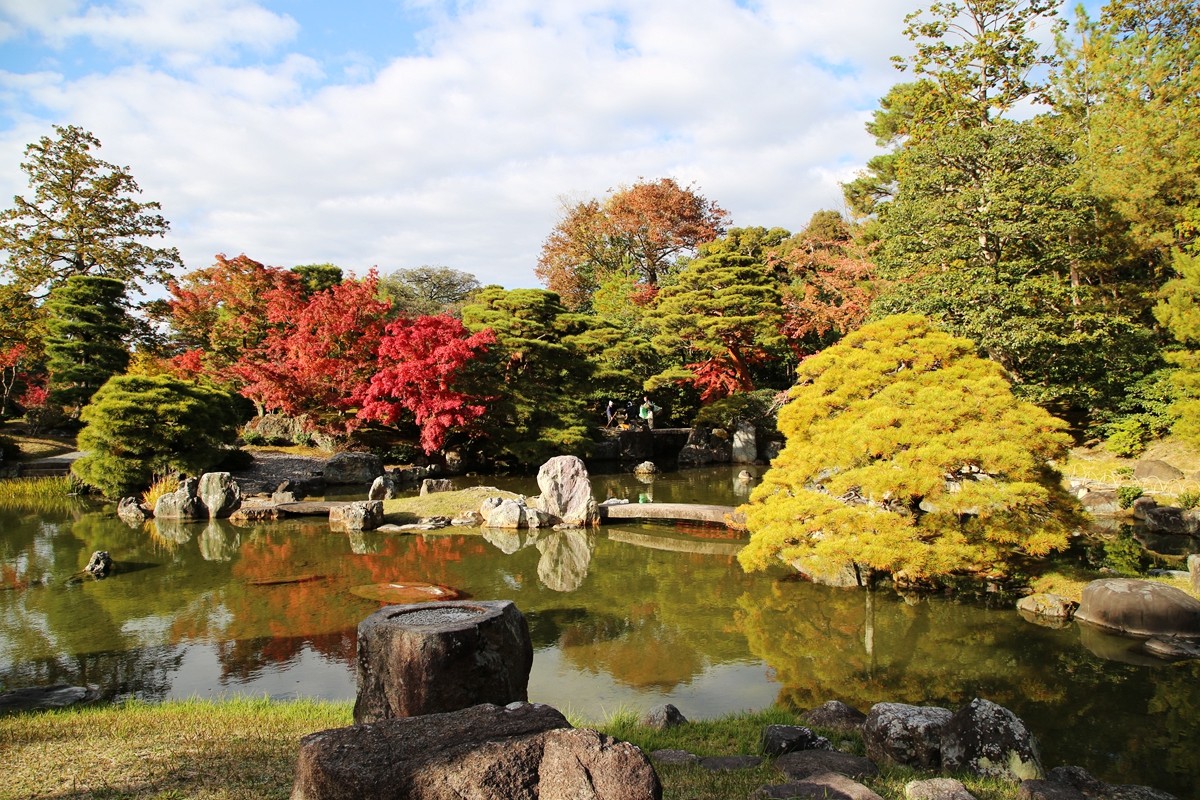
xmin=738 ymin=315 xmax=1082 ymax=585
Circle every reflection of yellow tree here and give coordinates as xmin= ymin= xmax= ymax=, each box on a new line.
xmin=1144 ymin=661 xmax=1200 ymax=795
xmin=736 ymin=581 xmax=1073 ymax=713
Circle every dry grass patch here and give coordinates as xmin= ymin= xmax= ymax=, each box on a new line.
xmin=0 ymin=698 xmax=350 ymax=800
xmin=1062 ymin=438 xmax=1200 ymax=501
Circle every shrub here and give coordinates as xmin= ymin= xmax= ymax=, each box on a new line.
xmin=72 ymin=375 xmax=242 ymax=498
xmin=241 ymin=428 xmax=267 ymax=446
xmin=1117 ymin=486 xmax=1144 ymax=509
xmin=1104 ymin=417 xmax=1152 ymax=458
xmin=693 ymin=389 xmax=780 ymax=436
xmin=141 ymin=475 xmax=180 ymax=509
xmin=1175 ymin=489 xmax=1200 ymax=510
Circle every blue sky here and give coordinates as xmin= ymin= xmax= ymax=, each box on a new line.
xmin=0 ymin=0 xmax=1084 ymax=290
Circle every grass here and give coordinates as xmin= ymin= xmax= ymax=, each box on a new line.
xmin=0 ymin=698 xmax=350 ymax=800
xmin=1062 ymin=438 xmax=1200 ymax=502
xmin=0 ymin=700 xmax=1043 ymax=800
xmin=0 ymin=474 xmax=76 ymax=502
xmin=380 ymin=485 xmax=519 ymax=524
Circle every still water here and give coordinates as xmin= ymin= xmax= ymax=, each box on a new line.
xmin=1 ymin=466 xmax=1197 ymax=797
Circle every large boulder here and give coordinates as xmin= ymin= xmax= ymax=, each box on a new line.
xmin=329 ymin=501 xmax=383 ymax=532
xmin=1074 ymin=578 xmax=1200 ymax=638
xmin=1134 ymin=459 xmax=1184 ymax=482
xmin=732 ymin=421 xmax=757 ymax=464
xmin=325 ymin=452 xmax=383 ymax=485
xmin=197 ymin=472 xmax=242 ymax=518
xmin=292 ymin=702 xmax=661 ymax=800
xmin=154 ymin=477 xmax=204 ymax=521
xmin=940 ymin=698 xmax=1043 ymax=782
xmin=862 ymin=702 xmax=952 ymax=770
xmin=353 ymin=600 xmax=533 ymax=723
xmin=536 ymin=455 xmax=599 ymax=526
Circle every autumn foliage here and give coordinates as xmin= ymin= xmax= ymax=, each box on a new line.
xmin=232 ymin=272 xmax=391 ymax=431
xmin=536 ymin=178 xmax=728 ymax=309
xmin=359 ymin=315 xmax=496 ymax=453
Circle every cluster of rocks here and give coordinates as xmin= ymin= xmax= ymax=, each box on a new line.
xmin=117 ymin=472 xmax=244 ymax=525
xmin=476 ymin=456 xmax=600 ymax=530
xmin=294 ymin=693 xmax=1179 ymax=800
xmin=678 ymin=421 xmax=779 ymax=467
xmin=1018 ymin=576 xmax=1200 ymax=661
xmin=643 ymin=698 xmax=1175 ymax=800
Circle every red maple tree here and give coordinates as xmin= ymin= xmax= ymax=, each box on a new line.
xmin=233 ymin=272 xmax=391 ymax=431
xmin=358 ymin=315 xmax=496 ymax=453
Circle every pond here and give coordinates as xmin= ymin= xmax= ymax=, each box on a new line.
xmin=1 ymin=465 xmax=1197 ymax=798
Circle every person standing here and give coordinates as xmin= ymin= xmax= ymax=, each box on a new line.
xmin=639 ymin=396 xmax=660 ymax=430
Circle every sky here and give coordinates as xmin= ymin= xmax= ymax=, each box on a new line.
xmin=0 ymin=0 xmax=1074 ymax=291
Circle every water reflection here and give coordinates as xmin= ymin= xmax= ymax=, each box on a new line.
xmin=0 ymin=468 xmax=1196 ymax=796
xmin=534 ymin=530 xmax=594 ymax=592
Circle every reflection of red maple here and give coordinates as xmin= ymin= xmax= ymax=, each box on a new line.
xmin=168 ymin=530 xmax=492 ymax=681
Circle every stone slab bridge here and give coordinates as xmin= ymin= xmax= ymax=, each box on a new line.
xmin=598 ymin=502 xmax=746 ymax=530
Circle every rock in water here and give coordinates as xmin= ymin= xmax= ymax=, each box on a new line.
xmin=536 ymin=455 xmax=599 ymax=526
xmin=198 ymin=472 xmax=242 ymax=518
xmin=84 ymin=550 xmax=113 ymax=578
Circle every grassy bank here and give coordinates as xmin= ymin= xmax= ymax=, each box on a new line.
xmin=0 ymin=699 xmax=1029 ymax=800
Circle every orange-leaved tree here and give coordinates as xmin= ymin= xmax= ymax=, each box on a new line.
xmin=536 ymin=178 xmax=728 ymax=310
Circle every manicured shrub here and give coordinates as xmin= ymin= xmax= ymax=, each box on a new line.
xmin=73 ymin=375 xmax=242 ymax=498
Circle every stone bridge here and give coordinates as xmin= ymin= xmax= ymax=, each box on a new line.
xmin=598 ymin=501 xmax=746 ymax=529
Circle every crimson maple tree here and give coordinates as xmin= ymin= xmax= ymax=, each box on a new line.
xmin=233 ymin=272 xmax=391 ymax=431
xmin=358 ymin=315 xmax=496 ymax=453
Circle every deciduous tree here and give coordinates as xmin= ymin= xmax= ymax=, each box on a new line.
xmin=233 ymin=273 xmax=391 ymax=431
xmin=0 ymin=125 xmax=181 ymax=295
xmin=738 ymin=315 xmax=1081 ymax=586
xmin=167 ymin=254 xmax=302 ymax=377
xmin=358 ymin=315 xmax=496 ymax=453
xmin=378 ymin=266 xmax=481 ymax=317
xmin=536 ymin=178 xmax=728 ymax=310
xmin=770 ymin=212 xmax=877 ymax=355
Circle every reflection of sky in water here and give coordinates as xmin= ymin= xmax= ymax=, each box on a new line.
xmin=164 ymin=643 xmax=355 ymax=701
xmin=529 ymin=648 xmax=779 ymax=721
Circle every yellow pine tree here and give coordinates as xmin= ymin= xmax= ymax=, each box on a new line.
xmin=738 ymin=315 xmax=1082 ymax=586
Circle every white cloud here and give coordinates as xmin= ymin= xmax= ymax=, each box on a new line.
xmin=0 ymin=0 xmax=920 ymax=289
xmin=1 ymin=0 xmax=299 ymax=64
